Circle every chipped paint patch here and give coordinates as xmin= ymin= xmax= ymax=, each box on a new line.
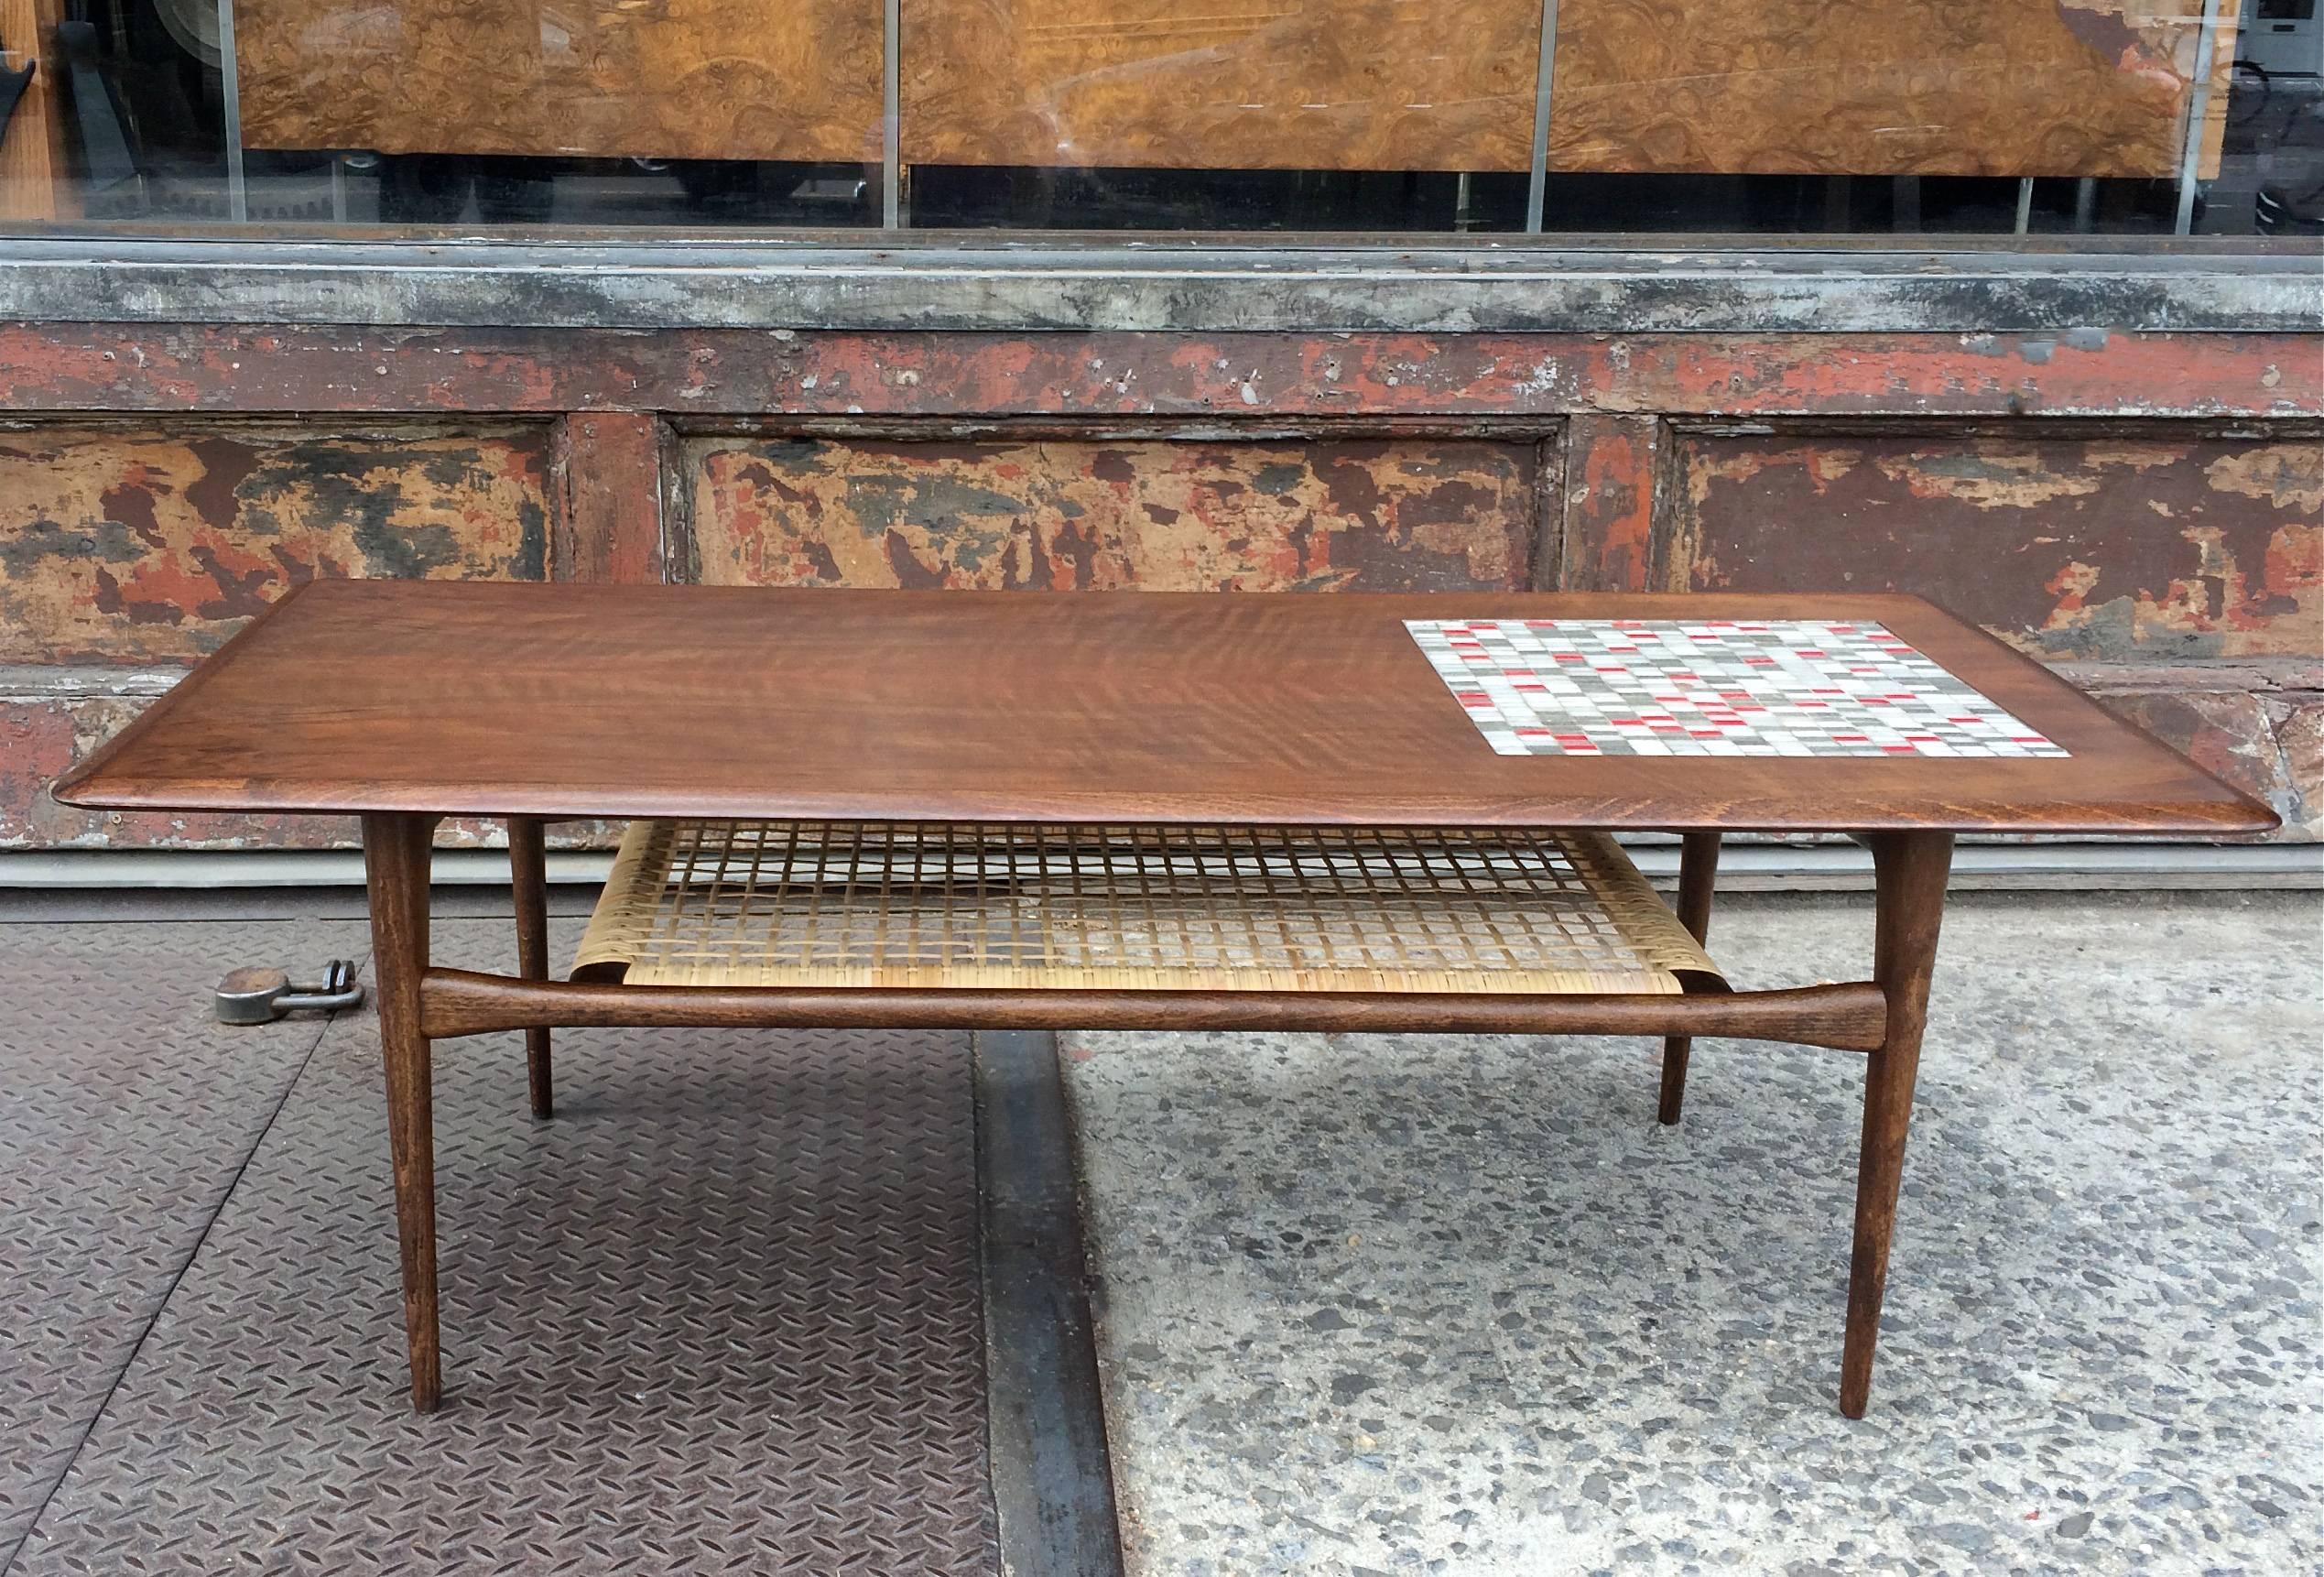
xmin=0 ymin=423 xmax=552 ymax=663
xmin=2206 ymin=443 xmax=2324 ymax=516
xmin=0 ymin=328 xmax=2313 ymax=421
xmin=1678 ymin=432 xmax=2323 ymax=660
xmin=688 ymin=437 xmax=1541 ymax=593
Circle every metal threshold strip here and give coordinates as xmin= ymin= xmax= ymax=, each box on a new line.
xmin=976 ymin=1030 xmax=1124 ymax=1576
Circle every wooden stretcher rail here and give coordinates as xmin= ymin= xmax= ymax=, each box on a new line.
xmin=418 ymin=968 xmax=1891 ymax=1051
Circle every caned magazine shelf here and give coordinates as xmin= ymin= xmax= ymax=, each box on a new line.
xmin=574 ymin=820 xmax=1727 ymax=996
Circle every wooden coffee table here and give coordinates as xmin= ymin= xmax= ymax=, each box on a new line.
xmin=53 ymin=582 xmax=2275 ymax=1419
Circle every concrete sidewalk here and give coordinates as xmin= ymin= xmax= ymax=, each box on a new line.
xmin=1063 ymin=892 xmax=2323 ymax=1576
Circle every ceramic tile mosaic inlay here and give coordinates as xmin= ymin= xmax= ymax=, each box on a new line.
xmin=1406 ymin=619 xmax=2069 ymax=758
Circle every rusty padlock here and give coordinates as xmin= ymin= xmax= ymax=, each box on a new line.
xmin=212 ymin=960 xmax=365 ymax=1024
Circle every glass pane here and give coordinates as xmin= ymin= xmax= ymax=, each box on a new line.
xmin=0 ymin=0 xmax=2312 ymax=238
xmin=899 ymin=0 xmax=1539 ymax=230
xmin=1529 ymin=0 xmax=2316 ymax=239
xmin=1553 ymin=1 xmax=2210 ymax=179
xmin=2215 ymin=11 xmax=2324 ymax=237
xmin=0 ymin=0 xmax=884 ymax=225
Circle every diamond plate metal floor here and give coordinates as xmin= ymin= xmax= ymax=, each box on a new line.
xmin=3 ymin=913 xmax=1001 ymax=1576
xmin=0 ymin=915 xmax=373 ymax=1568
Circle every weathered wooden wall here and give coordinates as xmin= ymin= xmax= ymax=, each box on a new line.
xmin=0 ymin=329 xmax=2315 ymax=851
xmin=1666 ymin=430 xmax=2319 ymax=659
xmin=685 ymin=437 xmax=1543 ymax=591
xmin=0 ymin=423 xmax=549 ymax=663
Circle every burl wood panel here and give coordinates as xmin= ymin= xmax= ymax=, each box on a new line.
xmin=901 ymin=0 xmax=1542 ymax=171
xmin=234 ymin=0 xmax=883 ymax=162
xmin=0 ymin=423 xmax=550 ymax=664
xmin=1550 ymin=0 xmax=2235 ymax=178
xmin=1672 ymin=432 xmax=2321 ymax=660
xmin=688 ymin=437 xmax=1543 ymax=592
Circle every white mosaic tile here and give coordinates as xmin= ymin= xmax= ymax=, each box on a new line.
xmin=1407 ymin=617 xmax=2069 ymax=759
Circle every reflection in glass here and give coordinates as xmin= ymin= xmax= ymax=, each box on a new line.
xmin=0 ymin=0 xmax=2312 ymax=236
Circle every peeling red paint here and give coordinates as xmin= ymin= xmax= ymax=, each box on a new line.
xmin=0 ymin=424 xmax=553 ymax=662
xmin=1559 ymin=414 xmax=1659 ymax=592
xmin=551 ymin=412 xmax=665 ymax=584
xmin=690 ymin=436 xmax=1542 ymax=593
xmin=1678 ymin=432 xmax=2323 ymax=660
xmin=2264 ymin=527 xmax=2323 ymax=620
xmin=0 ymin=327 xmax=2314 ymax=419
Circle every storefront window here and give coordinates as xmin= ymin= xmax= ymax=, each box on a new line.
xmin=0 ymin=0 xmax=2313 ymax=237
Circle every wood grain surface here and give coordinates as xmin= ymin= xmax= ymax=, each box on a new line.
xmin=901 ymin=0 xmax=1543 ymax=171
xmin=226 ymin=0 xmax=2228 ymax=175
xmin=52 ymin=582 xmax=2277 ymax=834
xmin=0 ymin=0 xmax=74 ymax=222
xmin=234 ymin=0 xmax=884 ymax=161
xmin=1549 ymin=0 xmax=2235 ymax=178
xmin=418 ymin=968 xmax=1895 ymax=1048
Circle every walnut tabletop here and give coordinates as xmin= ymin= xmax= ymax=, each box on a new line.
xmin=53 ymin=580 xmax=2275 ymax=836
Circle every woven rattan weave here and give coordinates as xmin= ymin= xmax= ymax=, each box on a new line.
xmin=573 ymin=821 xmax=1725 ymax=995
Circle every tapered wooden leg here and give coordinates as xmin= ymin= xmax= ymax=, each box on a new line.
xmin=365 ymin=811 xmax=442 ymax=1414
xmin=1656 ymin=832 xmax=1721 ymax=1125
xmin=1840 ymin=830 xmax=1953 ymax=1419
xmin=508 ymin=816 xmax=553 ymax=1119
